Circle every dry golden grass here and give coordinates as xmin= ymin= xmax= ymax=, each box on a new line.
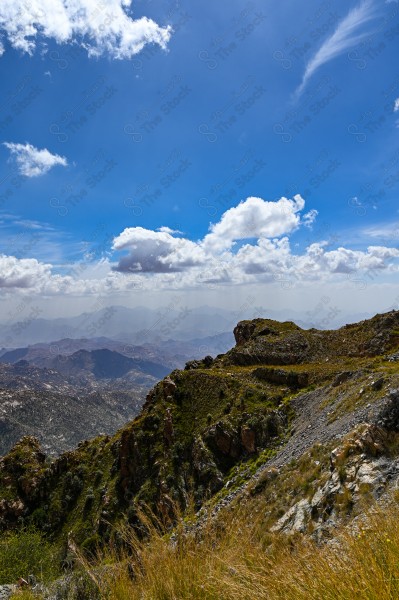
xmin=74 ymin=497 xmax=399 ymax=600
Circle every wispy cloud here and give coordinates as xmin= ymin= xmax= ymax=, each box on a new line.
xmin=364 ymin=222 xmax=399 ymax=240
xmin=3 ymin=142 xmax=67 ymax=177
xmin=295 ymin=0 xmax=376 ymax=98
xmin=394 ymin=98 xmax=399 ymax=112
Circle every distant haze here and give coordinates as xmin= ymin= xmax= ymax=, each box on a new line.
xmin=0 ymin=297 xmax=388 ymax=349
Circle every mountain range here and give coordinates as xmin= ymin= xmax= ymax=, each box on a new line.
xmin=0 ymin=332 xmax=234 ymax=456
xmin=0 ymin=304 xmax=371 ymax=348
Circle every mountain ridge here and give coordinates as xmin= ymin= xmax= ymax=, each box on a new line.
xmin=2 ymin=310 xmax=399 ymax=570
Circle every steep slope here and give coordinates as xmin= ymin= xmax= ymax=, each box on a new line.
xmin=2 ymin=310 xmax=399 ymax=554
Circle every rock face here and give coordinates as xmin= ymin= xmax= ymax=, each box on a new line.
xmin=233 ymin=321 xmax=257 ymax=346
xmin=241 ymin=426 xmax=256 ymax=453
xmin=163 ymin=408 xmax=174 ymax=446
xmin=163 ymin=376 xmax=177 ymax=399
xmin=272 ymin=424 xmax=399 ymax=537
xmin=0 ymin=436 xmax=46 ymax=527
xmin=252 ymin=367 xmax=308 ymax=389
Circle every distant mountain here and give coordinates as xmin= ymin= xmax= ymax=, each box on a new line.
xmin=0 ymin=332 xmax=234 ymax=456
xmin=39 ymin=348 xmax=170 ymax=380
xmin=0 ymin=304 xmax=374 ymax=348
xmin=0 ymin=361 xmax=146 ymax=456
xmin=0 ymin=323 xmax=214 ymax=456
xmin=0 ymin=336 xmax=179 ymax=367
xmin=142 ymin=331 xmax=235 ymax=362
xmin=0 ymin=332 xmax=235 ymax=370
xmin=0 ymin=305 xmax=234 ymax=347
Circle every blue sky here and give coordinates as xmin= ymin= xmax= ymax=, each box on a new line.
xmin=0 ymin=0 xmax=399 ymax=323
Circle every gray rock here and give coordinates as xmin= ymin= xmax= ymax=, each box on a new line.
xmin=0 ymin=585 xmax=16 ymax=600
xmin=271 ymin=498 xmax=312 ymax=533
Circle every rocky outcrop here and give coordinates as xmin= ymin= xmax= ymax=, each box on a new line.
xmin=272 ymin=424 xmax=399 ymax=537
xmin=163 ymin=376 xmax=176 ymax=399
xmin=233 ymin=321 xmax=257 ymax=346
xmin=252 ymin=367 xmax=309 ymax=389
xmin=205 ymin=422 xmax=241 ymax=460
xmin=241 ymin=426 xmax=256 ymax=453
xmin=163 ymin=408 xmax=174 ymax=446
xmin=228 ymin=311 xmax=399 ymax=367
xmin=184 ymin=356 xmax=214 ymax=370
xmin=0 ymin=436 xmax=46 ymax=528
xmin=192 ymin=437 xmax=223 ymax=495
xmin=229 ymin=331 xmax=311 ymax=366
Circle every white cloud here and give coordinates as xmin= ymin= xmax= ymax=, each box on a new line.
xmin=296 ymin=0 xmax=376 ymax=97
xmin=157 ymin=226 xmax=183 ymax=235
xmin=234 ymin=237 xmax=292 ymax=277
xmin=3 ymin=142 xmax=67 ymax=177
xmin=302 ymin=209 xmax=318 ymax=228
xmin=112 ymin=227 xmax=206 ymax=273
xmin=1 ymin=194 xmax=399 ymax=298
xmin=230 ymin=239 xmax=397 ymax=280
xmin=0 ymin=254 xmax=53 ymax=288
xmin=297 ymin=244 xmax=399 ymax=276
xmin=0 ymin=0 xmax=172 ymax=59
xmin=203 ymin=194 xmax=305 ymax=252
xmin=364 ymin=222 xmax=399 ymax=239
xmin=110 ymin=195 xmax=399 ymax=287
xmin=112 ymin=195 xmax=308 ymax=274
xmin=394 ymin=98 xmax=399 ymax=112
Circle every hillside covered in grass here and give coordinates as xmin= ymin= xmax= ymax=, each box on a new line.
xmin=3 ymin=311 xmax=399 ymax=597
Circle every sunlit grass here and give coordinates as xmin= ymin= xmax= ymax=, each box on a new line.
xmin=70 ymin=497 xmax=399 ymax=600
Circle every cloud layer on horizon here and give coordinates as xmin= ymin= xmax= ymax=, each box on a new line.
xmin=0 ymin=195 xmax=398 ymax=296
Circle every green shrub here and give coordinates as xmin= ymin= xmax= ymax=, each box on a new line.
xmin=29 ymin=507 xmax=48 ymax=528
xmin=0 ymin=528 xmax=58 ymax=584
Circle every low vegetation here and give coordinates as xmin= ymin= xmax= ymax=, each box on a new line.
xmin=0 ymin=528 xmax=57 ymax=585
xmin=7 ymin=497 xmax=399 ymax=599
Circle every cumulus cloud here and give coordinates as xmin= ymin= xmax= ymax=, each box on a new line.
xmin=111 ymin=195 xmax=399 ymax=286
xmin=295 ymin=0 xmax=376 ymax=97
xmin=394 ymin=98 xmax=399 ymax=112
xmin=2 ymin=195 xmax=399 ymax=298
xmin=3 ymin=142 xmax=67 ymax=177
xmin=232 ymin=241 xmax=399 ymax=284
xmin=112 ymin=196 xmax=308 ymax=274
xmin=0 ymin=254 xmax=53 ymax=288
xmin=112 ymin=227 xmax=206 ymax=273
xmin=295 ymin=244 xmax=399 ymax=277
xmin=0 ymin=0 xmax=172 ymax=59
xmin=203 ymin=195 xmax=305 ymax=252
xmin=234 ymin=237 xmax=292 ymax=277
